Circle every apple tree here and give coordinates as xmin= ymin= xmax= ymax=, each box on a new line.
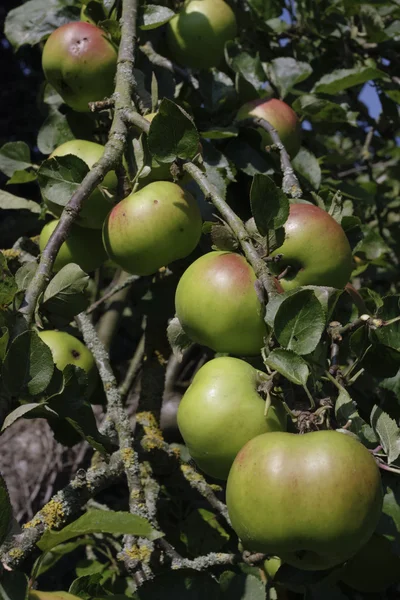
xmin=0 ymin=0 xmax=400 ymax=598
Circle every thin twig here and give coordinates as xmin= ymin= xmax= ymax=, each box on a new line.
xmin=140 ymin=41 xmax=200 ymax=89
xmin=86 ymin=273 xmax=139 ymax=314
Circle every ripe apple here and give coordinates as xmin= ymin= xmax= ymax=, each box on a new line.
xmin=45 ymin=139 xmax=118 ymax=229
xmin=166 ymin=0 xmax=237 ymax=70
xmin=269 ymin=203 xmax=353 ymax=290
xmin=102 ymin=181 xmax=202 ymax=275
xmin=39 ymin=219 xmax=107 ymax=273
xmin=42 ymin=21 xmax=117 ymax=112
xmin=38 ymin=330 xmax=98 ymax=396
xmin=29 ymin=592 xmax=81 ymax=600
xmin=177 ymin=357 xmax=287 ymax=479
xmin=236 ymin=98 xmax=301 ymax=159
xmin=339 ymin=533 xmax=400 ymax=593
xmin=175 ymin=251 xmax=268 ymax=356
xmin=226 ymin=430 xmax=383 ymax=571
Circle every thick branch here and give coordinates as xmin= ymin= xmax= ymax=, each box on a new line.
xmin=0 ymin=452 xmax=124 ymax=569
xmin=237 ymin=116 xmax=302 ymax=199
xmin=18 ymin=0 xmax=139 ymax=329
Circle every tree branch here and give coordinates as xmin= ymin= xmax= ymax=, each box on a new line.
xmin=17 ymin=0 xmax=140 ymax=330
xmin=140 ymin=41 xmax=199 ymax=89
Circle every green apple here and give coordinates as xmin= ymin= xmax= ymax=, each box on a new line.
xmin=45 ymin=139 xmax=118 ymax=229
xmin=236 ymin=98 xmax=301 ymax=159
xmin=177 ymin=357 xmax=287 ymax=479
xmin=42 ymin=21 xmax=117 ymax=112
xmin=29 ymin=592 xmax=81 ymax=600
xmin=263 ymin=556 xmax=282 ymax=582
xmin=102 ymin=181 xmax=202 ymax=275
xmin=38 ymin=330 xmax=98 ymax=395
xmin=175 ymin=251 xmax=268 ymax=356
xmin=226 ymin=430 xmax=383 ymax=571
xmin=39 ymin=219 xmax=107 ymax=273
xmin=166 ymin=0 xmax=237 ymax=70
xmin=269 ymin=203 xmax=353 ymax=290
xmin=339 ymin=533 xmax=400 ymax=593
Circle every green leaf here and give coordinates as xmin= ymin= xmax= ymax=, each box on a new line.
xmin=37 ymin=509 xmax=161 ymax=551
xmin=0 ymin=326 xmax=9 ymax=363
xmin=246 ymin=0 xmax=281 ymax=21
xmin=1 ymin=403 xmax=53 ymax=433
xmin=371 ymin=405 xmax=400 ymax=464
xmin=0 ymin=571 xmax=29 ymax=600
xmin=382 ymin=486 xmax=400 ymax=534
xmin=374 ymin=295 xmax=400 ymax=351
xmin=38 ymin=155 xmax=89 ymax=210
xmin=148 ymin=99 xmax=199 ymax=163
xmin=225 ymin=43 xmax=267 ymax=94
xmin=312 ymin=67 xmax=386 ymax=95
xmin=0 ymin=253 xmax=18 ymax=306
xmin=137 ymin=572 xmax=220 ymax=600
xmin=292 ymin=148 xmax=321 ymax=191
xmin=5 ymin=0 xmax=80 ymax=50
xmin=250 ymin=174 xmax=289 ymax=235
xmin=264 ymin=348 xmax=310 ymax=385
xmin=41 ymin=264 xmax=90 ymax=319
xmin=139 ymin=5 xmax=175 ymax=30
xmin=334 ymin=382 xmax=366 ymax=434
xmin=200 ymin=126 xmax=239 ymax=140
xmin=1 ymin=330 xmax=54 ymax=397
xmin=0 ymin=142 xmax=32 ymax=177
xmin=0 ymin=473 xmax=12 ymax=546
xmin=274 ymin=289 xmax=325 ymax=355
xmin=37 ymin=108 xmax=76 ymax=155
xmin=15 ymin=262 xmax=38 ymax=292
xmin=292 ymin=95 xmax=358 ymax=125
xmin=0 ymin=189 xmax=41 ymax=213
xmin=221 ymin=573 xmax=266 ymax=600
xmin=7 ymin=169 xmax=38 ymax=185
xmin=266 ymin=57 xmax=313 ymax=99
xmin=167 ymin=317 xmax=193 ymax=361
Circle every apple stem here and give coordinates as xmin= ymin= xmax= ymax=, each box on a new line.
xmin=303 ymin=383 xmax=316 ymax=409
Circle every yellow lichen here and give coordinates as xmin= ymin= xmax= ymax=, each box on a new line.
xmin=121 ymin=447 xmax=135 ymax=467
xmin=123 ymin=543 xmax=152 ymax=563
xmin=8 ymin=547 xmax=24 ymax=559
xmin=22 ymin=517 xmax=41 ymax=529
xmin=40 ymin=499 xmax=65 ymax=528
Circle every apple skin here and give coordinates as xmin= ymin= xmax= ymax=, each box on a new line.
xmin=102 ymin=181 xmax=202 ymax=275
xmin=42 ymin=21 xmax=117 ymax=113
xmin=29 ymin=592 xmax=81 ymax=600
xmin=226 ymin=430 xmax=383 ymax=571
xmin=236 ymin=98 xmax=301 ymax=159
xmin=177 ymin=357 xmax=287 ymax=480
xmin=269 ymin=204 xmax=353 ymax=291
xmin=175 ymin=251 xmax=268 ymax=356
xmin=39 ymin=219 xmax=107 ymax=273
xmin=46 ymin=139 xmax=117 ymax=229
xmin=166 ymin=0 xmax=237 ymax=70
xmin=339 ymin=533 xmax=400 ymax=593
xmin=38 ymin=330 xmax=98 ymax=396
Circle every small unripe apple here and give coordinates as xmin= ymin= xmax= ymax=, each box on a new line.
xmin=166 ymin=0 xmax=237 ymax=70
xmin=269 ymin=203 xmax=353 ymax=290
xmin=29 ymin=592 xmax=81 ymax=600
xmin=46 ymin=139 xmax=118 ymax=229
xmin=177 ymin=357 xmax=287 ymax=479
xmin=175 ymin=251 xmax=267 ymax=356
xmin=226 ymin=430 xmax=383 ymax=571
xmin=339 ymin=533 xmax=400 ymax=593
xmin=38 ymin=330 xmax=98 ymax=395
xmin=236 ymin=98 xmax=301 ymax=159
xmin=103 ymin=181 xmax=202 ymax=275
xmin=39 ymin=219 xmax=107 ymax=273
xmin=42 ymin=21 xmax=117 ymax=112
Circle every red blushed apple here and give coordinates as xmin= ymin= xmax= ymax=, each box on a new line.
xmin=269 ymin=203 xmax=354 ymax=290
xmin=175 ymin=251 xmax=268 ymax=356
xmin=42 ymin=22 xmax=117 ymax=112
xmin=236 ymin=98 xmax=301 ymax=158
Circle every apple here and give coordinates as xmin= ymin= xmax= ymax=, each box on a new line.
xmin=339 ymin=533 xmax=400 ymax=593
xmin=236 ymin=98 xmax=301 ymax=159
xmin=226 ymin=430 xmax=383 ymax=571
xmin=42 ymin=21 xmax=117 ymax=112
xmin=39 ymin=219 xmax=107 ymax=273
xmin=29 ymin=592 xmax=81 ymax=600
xmin=166 ymin=0 xmax=237 ymax=70
xmin=45 ymin=139 xmax=118 ymax=229
xmin=102 ymin=181 xmax=202 ymax=275
xmin=177 ymin=357 xmax=287 ymax=479
xmin=38 ymin=330 xmax=98 ymax=396
xmin=269 ymin=203 xmax=353 ymax=290
xmin=175 ymin=251 xmax=268 ymax=356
